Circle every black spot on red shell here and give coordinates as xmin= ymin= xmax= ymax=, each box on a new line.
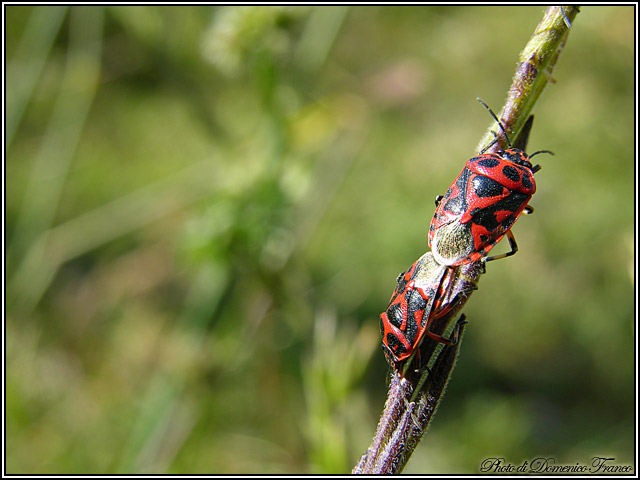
xmin=502 ymin=165 xmax=520 ymax=182
xmin=473 ymin=175 xmax=503 ymax=198
xmin=385 ymin=304 xmax=401 ymax=328
xmin=442 ymin=167 xmax=473 ymax=214
xmin=444 ymin=194 xmax=465 ymax=215
xmin=520 ymin=172 xmax=533 ymax=190
xmin=385 ymin=333 xmax=406 ymax=355
xmin=469 ymin=191 xmax=530 ymax=233
xmin=476 ymin=156 xmax=501 ymax=169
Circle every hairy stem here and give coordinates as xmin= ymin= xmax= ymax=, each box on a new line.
xmin=477 ymin=5 xmax=579 ymax=154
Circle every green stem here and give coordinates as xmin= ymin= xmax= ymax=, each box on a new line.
xmin=477 ymin=6 xmax=580 ymax=154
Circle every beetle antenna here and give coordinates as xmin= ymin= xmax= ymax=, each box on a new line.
xmin=529 ymin=150 xmax=554 ymax=159
xmin=477 ymin=97 xmax=511 ymax=148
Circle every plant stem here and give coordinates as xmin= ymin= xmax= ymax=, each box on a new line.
xmin=354 ymin=5 xmax=579 ymax=474
xmin=477 ymin=6 xmax=579 ymax=154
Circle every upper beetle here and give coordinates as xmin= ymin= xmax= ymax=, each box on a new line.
xmin=428 ymin=99 xmax=552 ymax=266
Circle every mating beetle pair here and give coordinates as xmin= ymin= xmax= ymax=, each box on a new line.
xmin=380 ymin=100 xmax=552 ymax=367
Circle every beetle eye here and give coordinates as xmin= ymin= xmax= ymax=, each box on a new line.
xmin=504 ymin=150 xmax=532 ymax=168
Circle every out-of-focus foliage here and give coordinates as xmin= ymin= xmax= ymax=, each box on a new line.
xmin=5 ymin=5 xmax=634 ymax=474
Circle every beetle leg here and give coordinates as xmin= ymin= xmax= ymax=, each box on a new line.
xmin=424 ymin=314 xmax=467 ymax=345
xmin=480 ymin=130 xmax=500 ymax=154
xmin=484 ymin=229 xmax=518 ymax=263
xmin=436 ymin=286 xmax=478 ymax=318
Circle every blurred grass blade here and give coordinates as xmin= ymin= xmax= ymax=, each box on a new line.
xmin=10 ymin=7 xmax=103 ymax=277
xmin=304 ymin=308 xmax=377 ymax=473
xmin=296 ymin=6 xmax=349 ymax=72
xmin=6 ymin=6 xmax=68 ymax=147
xmin=9 ymin=160 xmax=228 ymax=313
xmin=114 ymin=375 xmax=194 ymax=474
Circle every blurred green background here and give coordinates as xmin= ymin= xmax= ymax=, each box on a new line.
xmin=6 ymin=5 xmax=634 ymax=474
